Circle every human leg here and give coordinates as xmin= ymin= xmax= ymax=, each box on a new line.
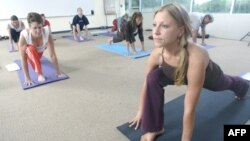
xmin=141 ymin=68 xmax=174 ymax=140
xmin=72 ymin=25 xmax=78 ymax=40
xmin=26 ymin=45 xmax=45 ymax=82
xmin=78 ymin=25 xmax=85 ymax=40
xmin=209 ymin=74 xmax=249 ymax=99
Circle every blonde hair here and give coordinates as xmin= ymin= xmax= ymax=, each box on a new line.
xmin=155 ymin=3 xmax=192 ymax=85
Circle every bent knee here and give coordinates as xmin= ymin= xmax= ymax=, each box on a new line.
xmin=147 ymin=68 xmax=162 ymax=84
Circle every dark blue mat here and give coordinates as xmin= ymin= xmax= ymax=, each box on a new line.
xmin=117 ymin=87 xmax=250 ymax=141
xmin=95 ymin=43 xmax=151 ymax=59
xmin=14 ymin=57 xmax=69 ymax=90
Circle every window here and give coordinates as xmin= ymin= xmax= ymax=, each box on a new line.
xmin=141 ymin=0 xmax=162 ymax=12
xmin=163 ymin=0 xmax=191 ymax=11
xmin=192 ymin=0 xmax=233 ymax=13
xmin=233 ymin=0 xmax=250 ymax=13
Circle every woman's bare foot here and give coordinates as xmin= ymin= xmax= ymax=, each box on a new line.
xmin=38 ymin=74 xmax=46 ymax=82
xmin=140 ymin=129 xmax=164 ymax=141
xmin=80 ymin=36 xmax=84 ymax=41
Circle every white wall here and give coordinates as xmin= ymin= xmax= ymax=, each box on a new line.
xmin=0 ymin=0 xmax=116 ymax=35
xmin=0 ymin=0 xmax=94 ymax=19
xmin=208 ymin=14 xmax=250 ymax=40
xmin=1 ymin=0 xmax=249 ymax=41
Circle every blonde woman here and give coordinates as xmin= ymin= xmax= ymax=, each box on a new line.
xmin=129 ymin=3 xmax=249 ymax=141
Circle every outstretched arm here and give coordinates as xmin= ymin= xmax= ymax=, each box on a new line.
xmin=201 ymin=30 xmax=206 ymax=45
xmin=181 ymin=48 xmax=208 ymax=141
xmin=7 ymin=24 xmax=13 ymax=45
xmin=138 ymin=26 xmax=145 ymax=51
xmin=47 ymin=34 xmax=62 ymax=76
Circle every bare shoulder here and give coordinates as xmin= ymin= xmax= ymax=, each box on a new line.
xmin=187 ymin=43 xmax=209 ymax=65
xmin=147 ymin=47 xmax=162 ymax=67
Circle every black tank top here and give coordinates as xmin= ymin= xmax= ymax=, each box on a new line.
xmin=160 ymin=48 xmax=224 ymax=89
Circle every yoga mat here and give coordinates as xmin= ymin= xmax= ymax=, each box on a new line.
xmin=241 ymin=72 xmax=250 ymax=81
xmin=90 ymin=30 xmax=109 ymax=35
xmin=97 ymin=32 xmax=117 ymax=37
xmin=14 ymin=57 xmax=69 ymax=90
xmin=201 ymin=44 xmax=216 ymax=49
xmin=8 ymin=44 xmax=18 ymax=52
xmin=62 ymin=35 xmax=94 ymax=42
xmin=95 ymin=43 xmax=151 ymax=59
xmin=117 ymin=87 xmax=250 ymax=141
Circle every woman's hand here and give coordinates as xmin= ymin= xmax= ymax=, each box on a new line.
xmin=129 ymin=111 xmax=142 ymax=130
xmin=24 ymin=78 xmax=33 ymax=86
xmin=57 ymin=72 xmax=66 ymax=78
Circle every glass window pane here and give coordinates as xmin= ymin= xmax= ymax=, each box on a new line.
xmin=132 ymin=0 xmax=139 ymax=8
xmin=163 ymin=0 xmax=191 ymax=11
xmin=233 ymin=0 xmax=250 ymax=13
xmin=192 ymin=0 xmax=233 ymax=13
xmin=141 ymin=0 xmax=162 ymax=12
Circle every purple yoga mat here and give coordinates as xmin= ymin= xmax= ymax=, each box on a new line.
xmin=14 ymin=57 xmax=69 ymax=90
xmin=97 ymin=32 xmax=117 ymax=37
xmin=201 ymin=44 xmax=216 ymax=49
xmin=62 ymin=35 xmax=94 ymax=42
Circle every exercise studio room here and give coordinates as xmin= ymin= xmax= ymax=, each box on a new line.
xmin=0 ymin=0 xmax=250 ymax=141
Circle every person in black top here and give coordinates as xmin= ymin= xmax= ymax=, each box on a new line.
xmin=72 ymin=7 xmax=89 ymax=41
xmin=109 ymin=12 xmax=145 ymax=55
xmin=129 ymin=3 xmax=249 ymax=141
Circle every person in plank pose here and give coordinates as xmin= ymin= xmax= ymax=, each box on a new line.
xmin=109 ymin=12 xmax=145 ymax=55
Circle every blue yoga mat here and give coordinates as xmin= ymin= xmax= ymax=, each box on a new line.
xmin=14 ymin=57 xmax=69 ymax=90
xmin=201 ymin=44 xmax=216 ymax=49
xmin=62 ymin=35 xmax=94 ymax=42
xmin=96 ymin=43 xmax=151 ymax=59
xmin=117 ymin=87 xmax=250 ymax=141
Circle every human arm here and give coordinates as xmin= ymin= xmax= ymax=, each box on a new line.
xmin=201 ymin=25 xmax=206 ymax=45
xmin=129 ymin=48 xmax=161 ymax=129
xmin=126 ymin=21 xmax=136 ymax=43
xmin=138 ymin=25 xmax=145 ymax=51
xmin=192 ymin=29 xmax=198 ymax=43
xmin=18 ymin=30 xmax=32 ymax=85
xmin=45 ymin=20 xmax=51 ymax=33
xmin=181 ymin=47 xmax=209 ymax=141
xmin=83 ymin=15 xmax=89 ymax=37
xmin=47 ymin=33 xmax=63 ymax=76
xmin=201 ymin=30 xmax=206 ymax=45
xmin=7 ymin=24 xmax=13 ymax=45
xmin=21 ymin=21 xmax=25 ymax=29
